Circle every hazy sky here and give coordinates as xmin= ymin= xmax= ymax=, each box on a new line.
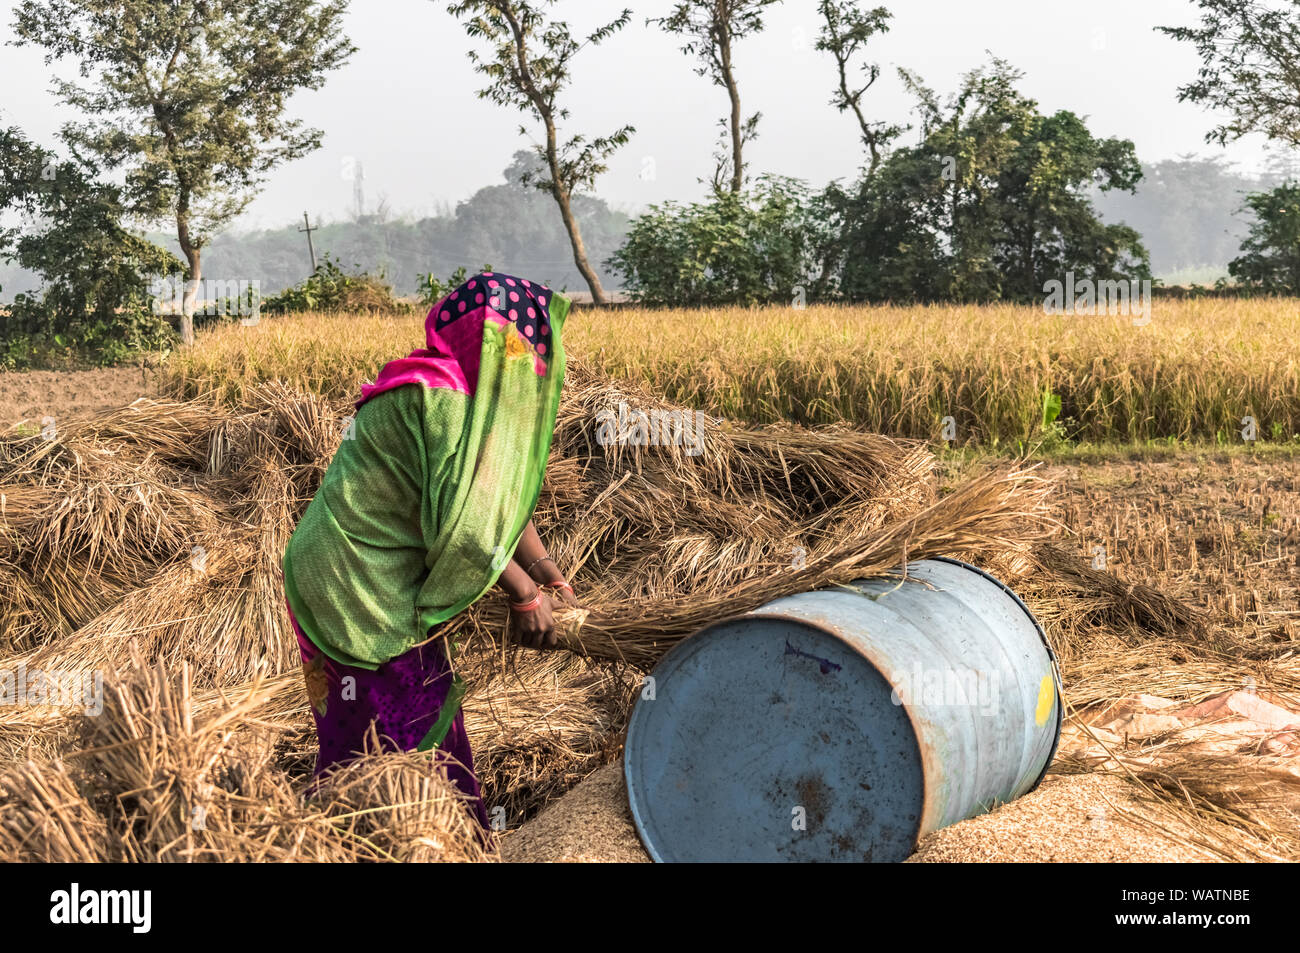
xmin=0 ymin=0 xmax=1276 ymax=232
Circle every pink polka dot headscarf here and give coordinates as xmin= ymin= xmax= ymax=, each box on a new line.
xmin=357 ymin=271 xmax=562 ymax=407
xmin=433 ymin=271 xmax=555 ymax=359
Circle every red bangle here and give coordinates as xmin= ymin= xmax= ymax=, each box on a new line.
xmin=510 ymin=593 xmax=542 ymax=612
xmin=542 ymin=580 xmax=573 ymax=594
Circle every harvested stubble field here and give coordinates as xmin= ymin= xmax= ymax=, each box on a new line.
xmin=0 ymin=302 xmax=1297 ymax=862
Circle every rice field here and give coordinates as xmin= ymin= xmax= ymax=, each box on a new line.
xmin=166 ymin=298 xmax=1300 ymax=448
xmin=1 ymin=299 xmax=1298 ymax=862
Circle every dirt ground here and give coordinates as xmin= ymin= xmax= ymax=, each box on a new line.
xmin=0 ymin=367 xmax=160 ymax=429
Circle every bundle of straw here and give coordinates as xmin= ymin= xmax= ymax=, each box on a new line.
xmin=56 ymin=650 xmax=492 ymax=863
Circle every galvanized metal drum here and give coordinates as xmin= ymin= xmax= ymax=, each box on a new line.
xmin=623 ymin=557 xmax=1062 ymax=862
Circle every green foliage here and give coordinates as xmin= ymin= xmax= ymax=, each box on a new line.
xmin=450 ymin=0 xmax=636 ymax=195
xmin=610 ymin=62 xmax=1148 ymax=308
xmin=12 ymin=0 xmax=356 ymax=245
xmin=1160 ymin=1 xmax=1300 ymax=149
xmin=12 ymin=0 xmax=356 ymax=343
xmin=449 ymin=2 xmax=634 ymax=300
xmin=451 ymin=0 xmax=636 ymax=199
xmin=833 ymin=60 xmax=1150 ymax=303
xmin=0 ymin=125 xmax=179 ymax=368
xmin=1041 ymin=388 xmax=1063 ymax=429
xmin=1015 ymin=387 xmax=1069 ymax=455
xmin=263 ymin=255 xmax=411 ymax=316
xmin=609 ymin=176 xmax=831 ymax=306
xmin=652 ymin=0 xmax=782 ymax=69
xmin=1227 ymin=183 xmax=1300 ymax=293
xmin=649 ymin=0 xmax=781 ymax=192
xmin=1038 ymin=387 xmax=1073 ymax=449
xmin=814 ymin=1 xmax=900 ymax=174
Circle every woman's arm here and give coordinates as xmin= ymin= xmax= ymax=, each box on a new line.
xmin=511 ymin=521 xmax=559 ymax=582
xmin=511 ymin=520 xmax=578 ymax=607
xmin=496 ymin=559 xmax=538 ymax=603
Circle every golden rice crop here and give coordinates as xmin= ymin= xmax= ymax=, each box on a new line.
xmin=163 ymin=298 xmax=1300 ymax=446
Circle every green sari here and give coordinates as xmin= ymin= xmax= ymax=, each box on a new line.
xmin=283 ymin=281 xmax=569 ymax=670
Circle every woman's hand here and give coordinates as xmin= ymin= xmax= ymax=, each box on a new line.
xmin=513 ymin=522 xmax=580 ymax=608
xmin=498 ymin=537 xmax=569 ymax=648
xmin=510 ymin=592 xmax=557 ymax=649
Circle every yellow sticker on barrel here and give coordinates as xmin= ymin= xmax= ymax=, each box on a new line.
xmin=1035 ymin=675 xmax=1055 ymax=725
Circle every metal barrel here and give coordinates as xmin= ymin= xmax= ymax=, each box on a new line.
xmin=623 ymin=557 xmax=1062 ymax=862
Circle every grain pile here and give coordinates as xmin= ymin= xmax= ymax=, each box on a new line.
xmin=501 ymin=757 xmax=1295 ymax=864
xmin=0 ymin=357 xmax=1279 ymax=862
xmin=909 ymin=774 xmax=1224 ymax=864
xmin=502 ymin=770 xmax=1229 ymax=863
xmin=500 ymin=764 xmax=648 ymax=864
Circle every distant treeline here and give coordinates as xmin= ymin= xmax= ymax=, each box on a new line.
xmin=152 ymin=153 xmax=630 ymax=299
xmin=1093 ymin=154 xmax=1300 ymax=281
xmin=0 ymin=152 xmax=628 ymax=302
xmin=0 ymin=152 xmax=1281 ymax=306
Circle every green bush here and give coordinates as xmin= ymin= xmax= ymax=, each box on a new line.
xmin=609 ymin=176 xmax=829 ymax=307
xmin=1227 ymin=183 xmax=1300 ymax=294
xmin=415 ymin=264 xmax=494 ymax=309
xmin=263 ymin=255 xmax=411 ymax=315
xmin=0 ymin=298 xmax=175 ymax=369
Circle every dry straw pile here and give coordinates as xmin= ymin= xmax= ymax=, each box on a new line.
xmin=0 ymin=356 xmax=1280 ymax=862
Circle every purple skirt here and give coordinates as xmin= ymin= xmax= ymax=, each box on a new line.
xmin=288 ymin=607 xmax=490 ymax=829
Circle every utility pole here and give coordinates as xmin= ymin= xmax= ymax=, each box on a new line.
xmin=299 ymin=211 xmax=319 ymax=272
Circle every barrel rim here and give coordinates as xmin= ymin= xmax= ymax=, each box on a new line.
xmin=925 ymin=556 xmax=1064 ymax=792
xmin=624 ymin=612 xmax=928 ymax=863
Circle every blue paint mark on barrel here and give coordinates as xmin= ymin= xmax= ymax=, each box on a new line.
xmin=624 ymin=557 xmax=1062 ymax=862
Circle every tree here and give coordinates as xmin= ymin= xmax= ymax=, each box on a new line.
xmin=0 ymin=124 xmax=180 ymax=364
xmin=11 ymin=0 xmax=356 ymax=345
xmin=814 ymin=1 xmax=900 ymax=177
xmin=1159 ymin=1 xmax=1300 ymax=148
xmin=449 ymin=0 xmax=635 ymax=305
xmin=1228 ymin=184 xmax=1300 ymax=293
xmin=825 ymin=150 xmax=951 ymax=302
xmin=650 ymin=0 xmax=782 ymax=194
xmin=836 ymin=61 xmax=1149 ymax=303
xmin=1092 ymin=156 xmax=1260 ymax=275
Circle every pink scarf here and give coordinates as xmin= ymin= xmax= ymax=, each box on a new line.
xmin=358 ymin=272 xmax=558 ymax=408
